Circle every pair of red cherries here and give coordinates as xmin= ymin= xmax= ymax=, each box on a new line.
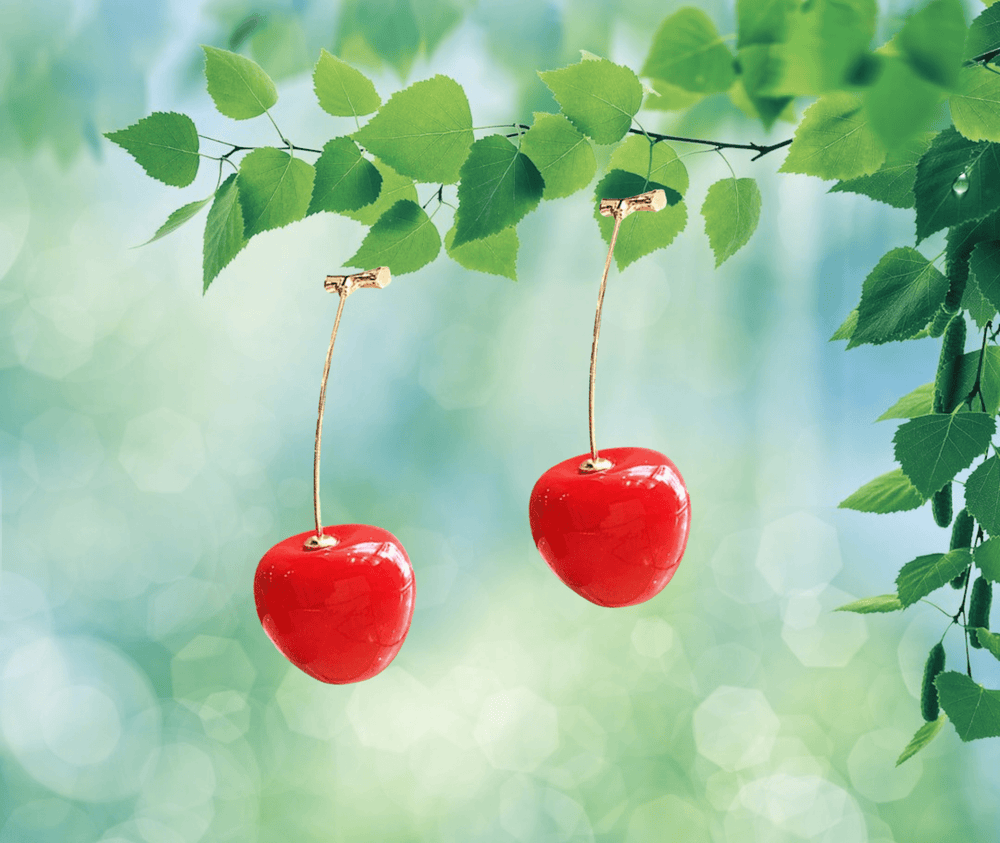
xmin=254 ymin=192 xmax=691 ymax=685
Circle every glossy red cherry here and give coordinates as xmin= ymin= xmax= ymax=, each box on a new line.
xmin=529 ymin=446 xmax=690 ymax=607
xmin=254 ymin=524 xmax=415 ymax=684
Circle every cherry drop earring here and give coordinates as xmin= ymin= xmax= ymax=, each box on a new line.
xmin=254 ymin=267 xmax=415 ymax=683
xmin=529 ymin=190 xmax=691 ymax=607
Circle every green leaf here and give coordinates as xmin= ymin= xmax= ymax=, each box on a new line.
xmin=236 ymin=149 xmax=314 ymax=238
xmin=966 ymin=456 xmax=1000 ymax=536
xmin=878 ymin=382 xmax=934 ymax=421
xmin=519 ymin=113 xmax=597 ymax=200
xmin=831 ymin=309 xmax=858 ymax=341
xmin=976 ymin=628 xmax=1000 ymax=659
xmin=830 ymin=132 xmax=933 ymax=209
xmin=914 ymin=127 xmax=1000 ymax=242
xmin=737 ymin=45 xmax=795 ymax=130
xmin=953 ymin=346 xmax=1000 ymax=416
xmin=975 ymin=536 xmax=1000 ymax=582
xmin=862 ymin=57 xmax=944 ymax=152
xmin=444 ymin=226 xmax=518 ymax=280
xmin=591 ymin=136 xmax=689 ymax=269
xmin=963 ymin=271 xmax=998 ymax=329
xmin=838 ymin=468 xmax=926 ymax=513
xmin=539 ymin=57 xmax=643 ymax=144
xmin=307 ymin=138 xmax=382 ymax=215
xmin=936 ymin=671 xmax=1000 ymax=740
xmin=966 ymin=4 xmax=1000 ymax=60
xmin=946 ymin=208 xmax=1000 ymax=299
xmin=970 ymin=240 xmax=1000 ymax=313
xmin=760 ymin=0 xmax=878 ymax=96
xmin=894 ymin=412 xmax=996 ymax=497
xmin=642 ymin=79 xmax=704 ymax=112
xmin=594 ymin=171 xmax=686 ymax=269
xmin=701 ymin=178 xmax=762 ymax=266
xmin=847 ymin=247 xmax=948 ymax=348
xmin=951 ymin=67 xmax=1000 ymax=143
xmin=780 ymin=93 xmax=886 ymax=181
xmin=342 ymin=159 xmax=417 ymax=225
xmin=203 ymin=45 xmax=278 ymax=120
xmin=641 ymin=7 xmax=737 ymax=94
xmin=347 ymin=199 xmax=440 ymax=275
xmin=835 ymin=594 xmax=904 ymax=613
xmin=452 ymin=135 xmax=544 ymax=247
xmin=140 ymin=197 xmax=211 ymax=246
xmin=313 ymin=49 xmax=380 ymax=117
xmin=353 ymin=75 xmax=473 ymax=184
xmin=203 ymin=174 xmax=247 ymax=292
xmin=897 ymin=549 xmax=974 ymax=606
xmin=336 ymin=0 xmax=421 ymax=78
xmin=608 ymin=135 xmax=690 ymax=193
xmin=897 ymin=0 xmax=967 ymax=88
xmin=896 ymin=716 xmax=947 ymax=766
xmin=738 ymin=0 xmax=797 ymax=47
xmin=105 ymin=112 xmax=200 ymax=188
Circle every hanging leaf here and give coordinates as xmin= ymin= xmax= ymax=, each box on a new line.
xmin=830 ymin=132 xmax=934 ymax=209
xmin=838 ymin=468 xmax=926 ymax=513
xmin=877 ymin=383 xmax=934 ymax=421
xmin=701 ymin=178 xmax=762 ymax=266
xmin=914 ymin=127 xmax=1000 ymax=242
xmin=539 ymin=57 xmax=644 ymax=145
xmin=975 ymin=536 xmax=1000 ymax=582
xmin=342 ymin=159 xmax=417 ymax=225
xmin=896 ymin=0 xmax=967 ymax=88
xmin=936 ymin=671 xmax=1000 ymax=741
xmin=593 ymin=171 xmax=685 ymax=269
xmin=105 ymin=112 xmax=200 ymax=188
xmin=444 ymin=226 xmax=519 ymax=280
xmin=203 ymin=45 xmax=278 ymax=119
xmin=347 ymin=199 xmax=441 ymax=275
xmin=203 ymin=174 xmax=247 ymax=292
xmin=140 ymin=197 xmax=212 ymax=246
xmin=965 ymin=456 xmax=1000 ymax=535
xmin=519 ymin=113 xmax=597 ymax=200
xmin=780 ymin=93 xmax=885 ymax=181
xmin=641 ymin=7 xmax=737 ymax=93
xmin=894 ymin=412 xmax=995 ymax=497
xmin=835 ymin=594 xmax=904 ymax=613
xmin=313 ymin=49 xmax=381 ymax=117
xmin=452 ymin=135 xmax=544 ymax=246
xmin=308 ymin=138 xmax=382 ymax=215
xmin=236 ymin=148 xmax=315 ymax=237
xmin=848 ymin=248 xmax=948 ymax=348
xmin=896 ymin=549 xmax=973 ymax=607
xmin=951 ymin=67 xmax=1000 ymax=144
xmin=353 ymin=75 xmax=474 ymax=184
xmin=896 ymin=716 xmax=947 ymax=766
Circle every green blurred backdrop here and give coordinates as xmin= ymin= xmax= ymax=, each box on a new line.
xmin=1 ymin=0 xmax=998 ymax=841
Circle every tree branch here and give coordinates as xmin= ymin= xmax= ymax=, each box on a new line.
xmin=630 ymin=128 xmax=793 ymax=161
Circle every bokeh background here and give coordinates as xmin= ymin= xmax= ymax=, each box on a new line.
xmin=2 ymin=0 xmax=999 ymax=840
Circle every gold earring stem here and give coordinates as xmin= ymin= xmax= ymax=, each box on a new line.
xmin=585 ymin=211 xmax=624 ymax=470
xmin=581 ymin=189 xmax=670 ymax=474
xmin=305 ymin=267 xmax=392 ymax=550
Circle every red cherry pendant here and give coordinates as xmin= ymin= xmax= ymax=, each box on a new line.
xmin=529 ymin=446 xmax=690 ymax=607
xmin=254 ymin=524 xmax=415 ymax=684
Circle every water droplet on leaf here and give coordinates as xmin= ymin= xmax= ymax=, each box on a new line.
xmin=953 ymin=172 xmax=969 ymax=196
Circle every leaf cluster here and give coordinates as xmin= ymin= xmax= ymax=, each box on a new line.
xmin=831 ymin=0 xmax=1000 ymax=760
